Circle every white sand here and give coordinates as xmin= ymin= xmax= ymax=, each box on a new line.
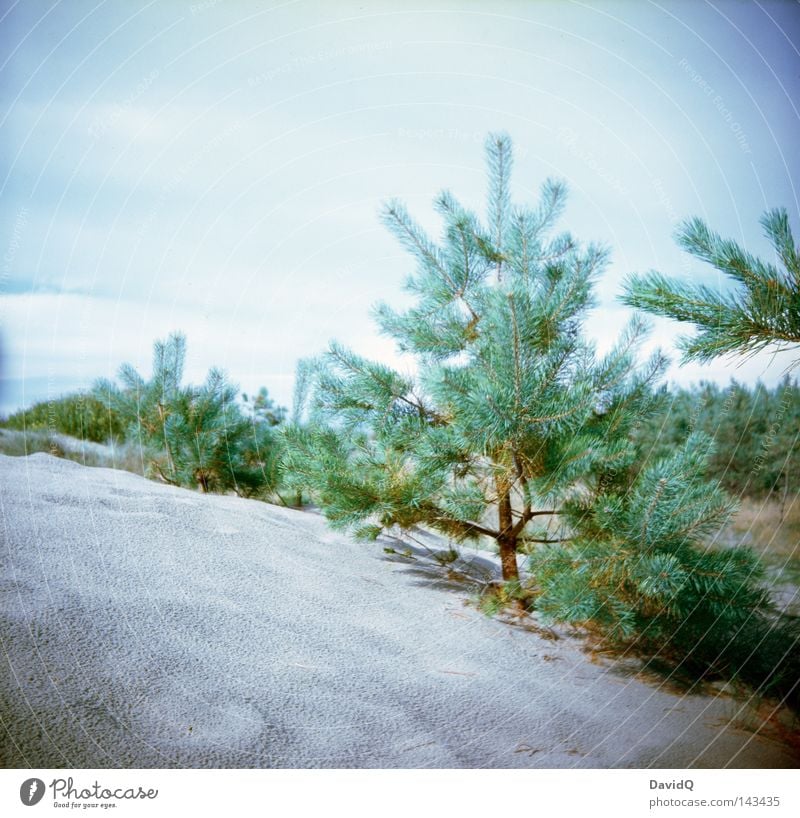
xmin=1 ymin=453 xmax=796 ymax=768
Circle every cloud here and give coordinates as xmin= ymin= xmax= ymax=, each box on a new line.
xmin=2 ymin=0 xmax=798 ymax=416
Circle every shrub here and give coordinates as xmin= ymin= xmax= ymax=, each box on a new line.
xmin=1 ymin=392 xmax=125 ymax=443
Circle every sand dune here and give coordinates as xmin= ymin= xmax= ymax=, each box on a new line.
xmin=1 ymin=453 xmax=796 ymax=768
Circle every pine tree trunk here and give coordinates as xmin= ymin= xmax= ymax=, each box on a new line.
xmin=156 ymin=403 xmax=176 ymax=479
xmin=498 ymin=535 xmax=520 ymax=582
xmin=496 ymin=478 xmax=519 ymax=582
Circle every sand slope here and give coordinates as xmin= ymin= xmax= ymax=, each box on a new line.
xmin=1 ymin=453 xmax=796 ymax=768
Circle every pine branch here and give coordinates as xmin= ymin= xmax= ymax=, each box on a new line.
xmin=621 ymin=210 xmax=800 ymax=367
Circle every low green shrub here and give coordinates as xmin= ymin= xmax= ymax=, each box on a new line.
xmin=2 ymin=392 xmax=125 ymax=443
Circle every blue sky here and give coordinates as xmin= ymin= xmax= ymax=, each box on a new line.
xmin=1 ymin=0 xmax=798 ymax=414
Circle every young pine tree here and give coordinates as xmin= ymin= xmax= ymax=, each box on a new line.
xmin=96 ymin=332 xmax=282 ymax=496
xmin=278 ymin=358 xmax=316 ymax=507
xmin=283 ymin=139 xmax=792 ymax=702
xmin=284 ymin=133 xmax=677 ymax=587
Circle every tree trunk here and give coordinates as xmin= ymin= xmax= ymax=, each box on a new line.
xmin=496 ymin=478 xmax=519 ymax=582
xmin=156 ymin=403 xmax=176 ymax=479
xmin=498 ymin=534 xmax=519 ymax=582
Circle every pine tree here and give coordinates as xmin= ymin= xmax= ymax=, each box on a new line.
xmin=277 ymin=358 xmax=316 ymax=507
xmin=243 ymin=386 xmax=287 ymax=427
xmin=96 ymin=333 xmax=188 ymax=468
xmin=96 ymin=332 xmax=283 ymax=496
xmin=281 ymin=134 xmax=797 ymax=704
xmin=621 ymin=209 xmax=800 ymax=368
xmin=284 ymin=133 xmax=672 ymax=587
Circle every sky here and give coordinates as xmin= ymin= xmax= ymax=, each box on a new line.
xmin=0 ymin=0 xmax=798 ymax=415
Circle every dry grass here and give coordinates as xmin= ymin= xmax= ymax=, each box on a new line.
xmin=722 ymin=693 xmax=800 ymax=755
xmin=0 ymin=428 xmax=147 ymax=477
xmin=716 ymin=495 xmax=800 ymax=611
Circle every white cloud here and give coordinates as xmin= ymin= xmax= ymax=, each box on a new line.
xmin=2 ymin=0 xmax=798 ymax=414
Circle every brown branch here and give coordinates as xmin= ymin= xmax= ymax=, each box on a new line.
xmin=151 ymin=460 xmax=177 ymax=486
xmin=510 ymin=510 xmax=531 ymax=539
xmin=511 ymin=507 xmax=563 ymax=539
xmin=395 ymin=392 xmax=445 ymax=424
xmin=431 ymin=514 xmax=499 ymax=540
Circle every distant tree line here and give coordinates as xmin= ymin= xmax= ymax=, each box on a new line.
xmin=634 ymin=378 xmax=799 ymax=513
